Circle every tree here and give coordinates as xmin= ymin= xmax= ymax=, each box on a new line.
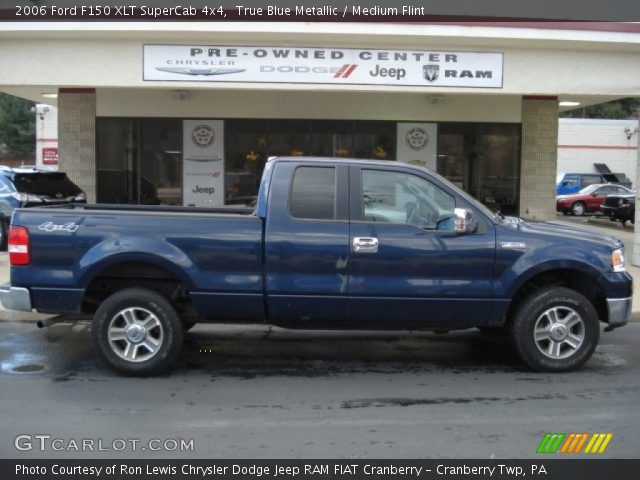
xmin=560 ymin=97 xmax=640 ymax=119
xmin=0 ymin=93 xmax=36 ymax=157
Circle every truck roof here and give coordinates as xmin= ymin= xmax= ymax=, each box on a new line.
xmin=268 ymin=156 xmax=429 ymax=171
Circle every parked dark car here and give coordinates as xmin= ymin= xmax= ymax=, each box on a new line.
xmin=0 ymin=157 xmax=632 ymax=376
xmin=601 ymin=194 xmax=636 ymax=226
xmin=0 ymin=167 xmax=86 ymax=249
xmin=556 ymin=183 xmax=633 ymax=216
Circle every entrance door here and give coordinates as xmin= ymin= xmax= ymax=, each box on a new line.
xmin=347 ymin=165 xmax=496 ymax=328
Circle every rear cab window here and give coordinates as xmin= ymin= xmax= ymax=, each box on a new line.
xmin=289 ymin=166 xmax=336 ymax=220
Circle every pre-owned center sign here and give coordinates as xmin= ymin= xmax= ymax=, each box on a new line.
xmin=143 ymin=45 xmax=503 ymax=88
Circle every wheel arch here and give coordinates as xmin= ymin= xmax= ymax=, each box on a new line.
xmin=80 ymin=255 xmax=195 ymax=316
xmin=504 ymin=265 xmax=608 ymax=326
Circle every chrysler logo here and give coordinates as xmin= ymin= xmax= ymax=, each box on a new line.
xmin=405 ymin=128 xmax=429 ymax=151
xmin=192 ymin=125 xmax=215 ymax=148
xmin=155 ymin=67 xmax=246 ymax=76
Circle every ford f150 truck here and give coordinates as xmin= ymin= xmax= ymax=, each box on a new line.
xmin=0 ymin=157 xmax=633 ymax=375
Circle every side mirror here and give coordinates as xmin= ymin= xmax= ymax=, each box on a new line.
xmin=454 ymin=208 xmax=478 ymax=234
xmin=562 ymin=181 xmax=569 ymax=186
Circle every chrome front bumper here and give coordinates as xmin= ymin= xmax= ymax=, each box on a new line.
xmin=607 ymin=297 xmax=632 ymax=327
xmin=0 ymin=285 xmax=32 ymax=312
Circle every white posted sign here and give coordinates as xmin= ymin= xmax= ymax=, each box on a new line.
xmin=182 ymin=119 xmax=224 ymax=207
xmin=396 ymin=123 xmax=438 ymax=170
xmin=144 ymin=45 xmax=503 ymax=88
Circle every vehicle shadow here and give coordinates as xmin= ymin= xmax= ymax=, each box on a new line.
xmin=175 ymin=325 xmax=523 ymax=377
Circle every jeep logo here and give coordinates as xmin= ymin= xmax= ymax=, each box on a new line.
xmin=192 ymin=185 xmax=215 ymax=194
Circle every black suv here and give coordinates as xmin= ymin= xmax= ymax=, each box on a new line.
xmin=0 ymin=166 xmax=86 ymax=249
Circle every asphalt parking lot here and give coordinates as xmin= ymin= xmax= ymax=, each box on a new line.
xmin=0 ymin=217 xmax=639 ymax=459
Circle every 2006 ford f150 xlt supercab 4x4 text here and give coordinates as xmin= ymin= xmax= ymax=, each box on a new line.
xmin=0 ymin=157 xmax=633 ymax=375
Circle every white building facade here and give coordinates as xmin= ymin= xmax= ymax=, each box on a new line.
xmin=558 ymin=118 xmax=640 ymax=186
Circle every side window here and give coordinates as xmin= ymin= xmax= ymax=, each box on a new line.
xmin=0 ymin=177 xmax=8 ymax=193
xmin=582 ymin=175 xmax=601 ymax=187
xmin=362 ymin=169 xmax=456 ymax=231
xmin=290 ymin=166 xmax=336 ymax=220
xmin=596 ymin=186 xmax=614 ymax=195
xmin=563 ymin=175 xmax=579 ymax=186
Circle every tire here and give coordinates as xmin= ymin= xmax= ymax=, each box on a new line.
xmin=91 ymin=287 xmax=184 ymax=376
xmin=571 ymin=202 xmax=586 ymax=216
xmin=511 ymin=287 xmax=600 ymax=372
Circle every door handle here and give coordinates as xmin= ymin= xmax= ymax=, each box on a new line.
xmin=352 ymin=237 xmax=379 ymax=253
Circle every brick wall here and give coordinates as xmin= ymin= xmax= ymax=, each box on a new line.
xmin=57 ymin=89 xmax=96 ymax=202
xmin=519 ymin=97 xmax=558 ymax=221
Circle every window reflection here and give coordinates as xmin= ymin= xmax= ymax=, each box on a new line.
xmin=437 ymin=124 xmax=521 ymax=215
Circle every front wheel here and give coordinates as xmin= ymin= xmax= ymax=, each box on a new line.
xmin=91 ymin=287 xmax=184 ymax=376
xmin=511 ymin=287 xmax=599 ymax=372
xmin=571 ymin=202 xmax=586 ymax=216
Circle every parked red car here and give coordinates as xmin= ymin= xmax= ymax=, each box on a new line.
xmin=556 ymin=183 xmax=634 ymax=216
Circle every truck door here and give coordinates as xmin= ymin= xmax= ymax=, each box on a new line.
xmin=264 ymin=161 xmax=350 ymax=327
xmin=347 ymin=165 xmax=496 ymax=328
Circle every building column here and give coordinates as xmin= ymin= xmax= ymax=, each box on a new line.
xmin=631 ymin=121 xmax=640 ymax=266
xmin=57 ymin=88 xmax=96 ymax=202
xmin=519 ymin=96 xmax=558 ymax=221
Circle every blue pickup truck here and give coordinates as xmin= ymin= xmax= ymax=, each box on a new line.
xmin=0 ymin=157 xmax=633 ymax=375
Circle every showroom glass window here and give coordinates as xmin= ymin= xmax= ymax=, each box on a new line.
xmin=224 ymin=120 xmax=396 ymax=205
xmin=437 ymin=123 xmax=521 ymax=215
xmin=96 ymin=118 xmax=182 ymax=205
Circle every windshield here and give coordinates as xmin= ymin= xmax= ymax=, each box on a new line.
xmin=578 ymin=184 xmax=600 ymax=195
xmin=419 ymin=167 xmax=503 ymax=222
xmin=13 ymin=172 xmax=82 ymax=197
xmin=556 ymin=174 xmax=564 ymax=185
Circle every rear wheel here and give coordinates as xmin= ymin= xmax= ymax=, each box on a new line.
xmin=511 ymin=287 xmax=599 ymax=372
xmin=571 ymin=201 xmax=586 ymax=216
xmin=91 ymin=287 xmax=184 ymax=376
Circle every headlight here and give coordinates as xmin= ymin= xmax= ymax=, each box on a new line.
xmin=612 ymin=248 xmax=626 ymax=273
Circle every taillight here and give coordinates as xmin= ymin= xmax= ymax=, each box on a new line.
xmin=8 ymin=226 xmax=30 ymax=266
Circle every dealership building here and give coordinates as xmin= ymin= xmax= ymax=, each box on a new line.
xmin=1 ymin=22 xmax=639 ymax=218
